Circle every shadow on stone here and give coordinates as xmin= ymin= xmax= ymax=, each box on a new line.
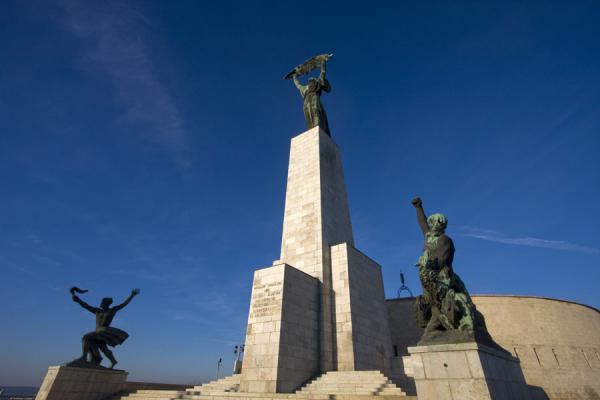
xmin=527 ymin=385 xmax=550 ymax=400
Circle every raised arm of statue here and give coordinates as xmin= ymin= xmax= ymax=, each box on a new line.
xmin=112 ymin=288 xmax=140 ymax=312
xmin=319 ymin=62 xmax=332 ymax=93
xmin=72 ymin=295 xmax=98 ymax=314
xmin=293 ymin=74 xmax=307 ymax=96
xmin=411 ymin=197 xmax=429 ymax=236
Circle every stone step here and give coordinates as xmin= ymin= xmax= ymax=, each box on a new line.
xmin=122 ymin=395 xmax=178 ymax=398
xmin=308 ymin=379 xmax=389 ymax=384
xmin=130 ymin=391 xmax=183 ymax=395
xmin=121 ymin=371 xmax=413 ymax=400
xmin=303 ymin=381 xmax=389 ymax=386
xmin=180 ymin=395 xmax=410 ymax=400
xmin=117 ymin=392 xmax=415 ymax=400
xmin=179 ymin=395 xmax=414 ymax=400
xmin=303 ymin=380 xmax=389 ymax=385
xmin=296 ymin=371 xmax=407 ymax=397
xmin=188 ymin=374 xmax=241 ymax=394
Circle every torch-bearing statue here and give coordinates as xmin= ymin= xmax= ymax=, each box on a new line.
xmin=411 ymin=197 xmax=496 ymax=346
xmin=67 ymin=287 xmax=140 ymax=369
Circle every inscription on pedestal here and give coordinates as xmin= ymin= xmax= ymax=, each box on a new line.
xmin=249 ymin=282 xmax=282 ymax=319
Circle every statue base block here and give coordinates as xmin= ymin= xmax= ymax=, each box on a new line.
xmin=404 ymin=342 xmax=531 ymax=400
xmin=35 ymin=365 xmax=128 ymax=400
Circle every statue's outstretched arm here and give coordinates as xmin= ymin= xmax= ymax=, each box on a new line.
xmin=293 ymin=74 xmax=306 ymax=96
xmin=411 ymin=197 xmax=429 ymax=236
xmin=319 ymin=61 xmax=327 ymax=81
xmin=112 ymin=288 xmax=140 ymax=312
xmin=72 ymin=295 xmax=98 ymax=314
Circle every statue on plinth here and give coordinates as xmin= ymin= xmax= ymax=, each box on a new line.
xmin=411 ymin=197 xmax=495 ymax=346
xmin=285 ymin=53 xmax=332 ymax=136
xmin=67 ymin=287 xmax=140 ymax=369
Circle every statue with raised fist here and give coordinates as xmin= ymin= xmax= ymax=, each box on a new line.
xmin=411 ymin=197 xmax=478 ymax=345
xmin=68 ymin=287 xmax=140 ymax=369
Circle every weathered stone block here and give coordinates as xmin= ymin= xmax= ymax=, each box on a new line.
xmin=35 ymin=365 xmax=127 ymax=400
xmin=241 ymin=263 xmax=319 ymax=393
xmin=405 ymin=342 xmax=531 ymax=400
xmin=331 ymin=243 xmax=393 ymax=372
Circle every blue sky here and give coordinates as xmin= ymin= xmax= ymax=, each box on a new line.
xmin=1 ymin=0 xmax=599 ymax=387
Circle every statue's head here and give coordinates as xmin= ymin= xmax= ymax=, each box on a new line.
xmin=427 ymin=213 xmax=447 ymax=235
xmin=100 ymin=297 xmax=113 ymax=310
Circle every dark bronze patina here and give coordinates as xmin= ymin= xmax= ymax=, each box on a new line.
xmin=411 ymin=198 xmax=499 ymax=347
xmin=66 ymin=287 xmax=140 ymax=369
xmin=285 ymin=54 xmax=333 ymax=136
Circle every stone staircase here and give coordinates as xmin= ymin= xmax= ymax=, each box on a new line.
xmin=109 ymin=389 xmax=184 ymax=400
xmin=109 ymin=375 xmax=241 ymax=400
xmin=296 ymin=371 xmax=407 ymax=397
xmin=184 ymin=374 xmax=242 ymax=397
xmin=110 ymin=372 xmax=415 ymax=400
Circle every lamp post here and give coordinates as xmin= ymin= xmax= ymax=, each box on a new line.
xmin=233 ymin=344 xmax=245 ymax=374
xmin=216 ymin=358 xmax=222 ymax=380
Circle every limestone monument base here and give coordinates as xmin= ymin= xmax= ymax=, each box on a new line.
xmin=35 ymin=365 xmax=128 ymax=400
xmin=240 ymin=263 xmax=320 ymax=393
xmin=404 ymin=342 xmax=531 ymax=400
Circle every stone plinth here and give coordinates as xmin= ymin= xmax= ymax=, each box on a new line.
xmin=331 ymin=243 xmax=393 ymax=372
xmin=240 ymin=263 xmax=319 ymax=393
xmin=404 ymin=342 xmax=531 ymax=400
xmin=279 ymin=126 xmax=353 ymax=371
xmin=35 ymin=365 xmax=128 ymax=400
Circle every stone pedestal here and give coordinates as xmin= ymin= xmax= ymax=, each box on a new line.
xmin=240 ymin=263 xmax=320 ymax=393
xmin=35 ymin=365 xmax=128 ymax=400
xmin=404 ymin=342 xmax=531 ymax=400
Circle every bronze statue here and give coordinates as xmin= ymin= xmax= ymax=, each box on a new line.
xmin=411 ymin=197 xmax=480 ymax=345
xmin=68 ymin=286 xmax=140 ymax=369
xmin=285 ymin=54 xmax=332 ymax=135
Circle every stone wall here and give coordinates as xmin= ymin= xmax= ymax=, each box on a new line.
xmin=332 ymin=243 xmax=393 ymax=372
xmin=240 ymin=264 xmax=319 ymax=393
xmin=277 ymin=265 xmax=320 ymax=392
xmin=387 ymin=295 xmax=600 ymax=400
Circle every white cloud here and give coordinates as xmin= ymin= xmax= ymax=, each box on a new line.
xmin=459 ymin=226 xmax=599 ymax=255
xmin=61 ymin=1 xmax=189 ymax=166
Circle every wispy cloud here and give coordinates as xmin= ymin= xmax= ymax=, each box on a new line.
xmin=60 ymin=1 xmax=189 ymax=166
xmin=459 ymin=226 xmax=599 ymax=255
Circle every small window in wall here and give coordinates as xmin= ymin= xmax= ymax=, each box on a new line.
xmin=393 ymin=345 xmax=398 ymax=357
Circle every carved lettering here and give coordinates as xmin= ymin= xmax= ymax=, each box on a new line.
xmin=250 ymin=280 xmax=282 ymax=318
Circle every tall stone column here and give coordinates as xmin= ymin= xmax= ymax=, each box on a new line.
xmin=278 ymin=126 xmax=354 ymax=372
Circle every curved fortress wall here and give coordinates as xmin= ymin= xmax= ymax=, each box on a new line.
xmin=386 ymin=295 xmax=600 ymax=400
